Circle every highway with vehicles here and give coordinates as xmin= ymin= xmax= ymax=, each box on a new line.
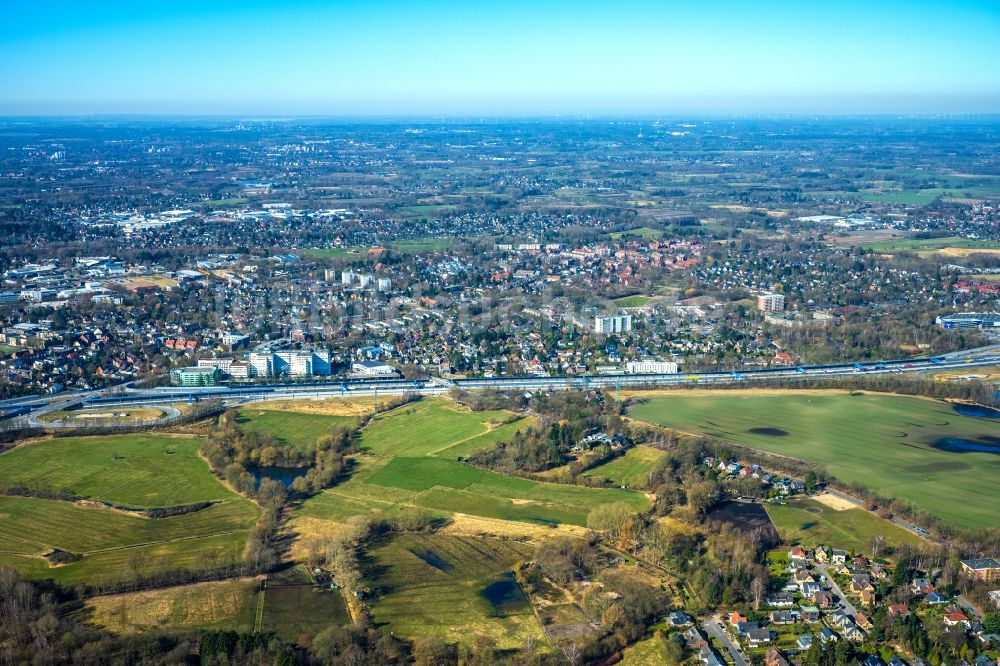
xmin=3 ymin=347 xmax=999 ymax=423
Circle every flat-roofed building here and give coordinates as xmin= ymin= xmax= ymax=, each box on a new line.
xmin=595 ymin=314 xmax=632 ymax=334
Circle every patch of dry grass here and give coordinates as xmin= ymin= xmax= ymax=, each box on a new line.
xmin=250 ymin=397 xmax=376 ymax=417
xmin=84 ymin=577 xmax=260 ymax=633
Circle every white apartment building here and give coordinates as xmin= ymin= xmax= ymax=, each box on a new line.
xmin=594 ymin=314 xmax=632 ymax=334
xmin=626 ymin=360 xmax=679 ymax=374
xmin=757 ymin=293 xmax=785 ymax=312
xmin=248 ymin=349 xmax=332 ymax=378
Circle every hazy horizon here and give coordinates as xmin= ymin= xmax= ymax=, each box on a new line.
xmin=2 ymin=0 xmax=999 ymax=115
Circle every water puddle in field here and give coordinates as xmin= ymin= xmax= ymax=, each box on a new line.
xmin=952 ymin=404 xmax=1000 ymax=419
xmin=480 ymin=573 xmax=529 ymax=615
xmin=932 ymin=437 xmax=1000 ymax=455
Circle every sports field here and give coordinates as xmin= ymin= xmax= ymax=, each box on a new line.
xmin=0 ymin=435 xmax=233 ymax=507
xmin=765 ymin=498 xmax=923 ymax=553
xmin=365 ymin=533 xmax=544 ymax=649
xmin=628 ymin=391 xmax=1000 ymax=530
xmin=236 ymin=408 xmax=357 ymax=450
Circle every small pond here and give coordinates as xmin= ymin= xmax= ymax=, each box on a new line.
xmin=252 ymin=465 xmax=308 ymax=488
xmin=952 ymin=403 xmax=1000 ymax=419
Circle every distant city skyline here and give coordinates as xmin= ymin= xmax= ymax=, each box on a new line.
xmin=2 ymin=0 xmax=999 ymax=115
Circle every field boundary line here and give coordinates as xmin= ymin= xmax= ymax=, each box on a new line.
xmin=254 ymin=580 xmax=267 ymax=632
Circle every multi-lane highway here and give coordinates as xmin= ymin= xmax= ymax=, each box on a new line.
xmin=5 ymin=346 xmax=993 ymax=421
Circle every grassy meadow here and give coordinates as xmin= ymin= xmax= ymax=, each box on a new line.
xmin=0 ymin=433 xmax=260 ymax=585
xmin=628 ymin=391 xmax=1000 ymax=530
xmin=765 ymin=498 xmax=923 ymax=553
xmin=582 ymin=445 xmax=666 ymax=488
xmin=365 ymin=533 xmax=544 ymax=649
xmin=0 ymin=434 xmax=232 ymax=507
xmin=236 ymin=407 xmax=357 ymax=450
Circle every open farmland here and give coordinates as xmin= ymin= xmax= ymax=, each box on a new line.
xmin=358 ymin=398 xmax=532 ymax=458
xmin=765 ymin=497 xmax=923 ymax=553
xmin=628 ymin=391 xmax=1000 ymax=530
xmin=81 ymin=578 xmax=261 ymax=634
xmin=295 ymin=398 xmax=649 ymax=529
xmin=364 ymin=533 xmax=544 ymax=649
xmin=0 ymin=495 xmax=258 ymax=585
xmin=259 ymin=566 xmax=351 ymax=641
xmin=236 ymin=407 xmax=357 ymax=450
xmin=0 ymin=435 xmax=232 ymax=508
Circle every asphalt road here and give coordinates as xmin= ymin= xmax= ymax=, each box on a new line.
xmin=701 ymin=615 xmax=749 ymax=666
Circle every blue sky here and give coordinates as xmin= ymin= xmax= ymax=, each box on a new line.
xmin=2 ymin=0 xmax=999 ymax=115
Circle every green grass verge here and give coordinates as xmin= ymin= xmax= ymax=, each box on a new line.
xmin=628 ymin=391 xmax=1000 ymax=530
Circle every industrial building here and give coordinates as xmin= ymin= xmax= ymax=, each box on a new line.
xmin=936 ymin=312 xmax=1000 ymax=329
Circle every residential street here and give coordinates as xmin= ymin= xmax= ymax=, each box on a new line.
xmin=701 ymin=615 xmax=749 ymax=666
xmin=815 ymin=563 xmax=859 ymax=619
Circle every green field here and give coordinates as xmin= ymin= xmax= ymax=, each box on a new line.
xmin=609 ymin=226 xmax=663 ymax=240
xmin=365 ymin=533 xmax=544 ymax=648
xmin=297 ymin=399 xmax=649 ymax=527
xmin=614 ymin=295 xmax=653 ymax=308
xmin=359 ymin=399 xmax=532 ymax=458
xmin=583 ymin=445 xmax=666 ymax=488
xmin=765 ymin=498 xmax=923 ymax=553
xmin=860 ymin=236 xmax=1000 ymax=253
xmin=628 ymin=392 xmax=1000 ymax=530
xmin=237 ymin=408 xmax=357 ymax=450
xmin=0 ymin=495 xmax=258 ymax=584
xmin=300 ymin=247 xmax=363 ymax=262
xmin=391 ymin=238 xmax=454 ymax=254
xmin=0 ymin=435 xmax=232 ymax=507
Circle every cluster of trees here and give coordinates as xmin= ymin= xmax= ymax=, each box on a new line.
xmin=469 ymin=390 xmax=629 ymax=475
xmin=203 ymin=410 xmax=355 ymax=497
xmin=0 ymin=566 xmax=198 ymax=665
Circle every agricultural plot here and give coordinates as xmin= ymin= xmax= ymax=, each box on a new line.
xmin=81 ymin=578 xmax=260 ymax=634
xmin=260 ymin=566 xmax=351 ymax=641
xmin=582 ymin=445 xmax=666 ymax=488
xmin=0 ymin=497 xmax=258 ymax=584
xmin=364 ymin=534 xmax=544 ymax=649
xmin=765 ymin=498 xmax=922 ymax=553
xmin=359 ymin=399 xmax=530 ymax=458
xmin=236 ymin=408 xmax=357 ymax=450
xmin=296 ymin=398 xmax=648 ymax=531
xmin=628 ymin=391 xmax=1000 ymax=530
xmin=0 ymin=435 xmax=232 ymax=507
xmin=0 ymin=495 xmax=258 ymax=584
